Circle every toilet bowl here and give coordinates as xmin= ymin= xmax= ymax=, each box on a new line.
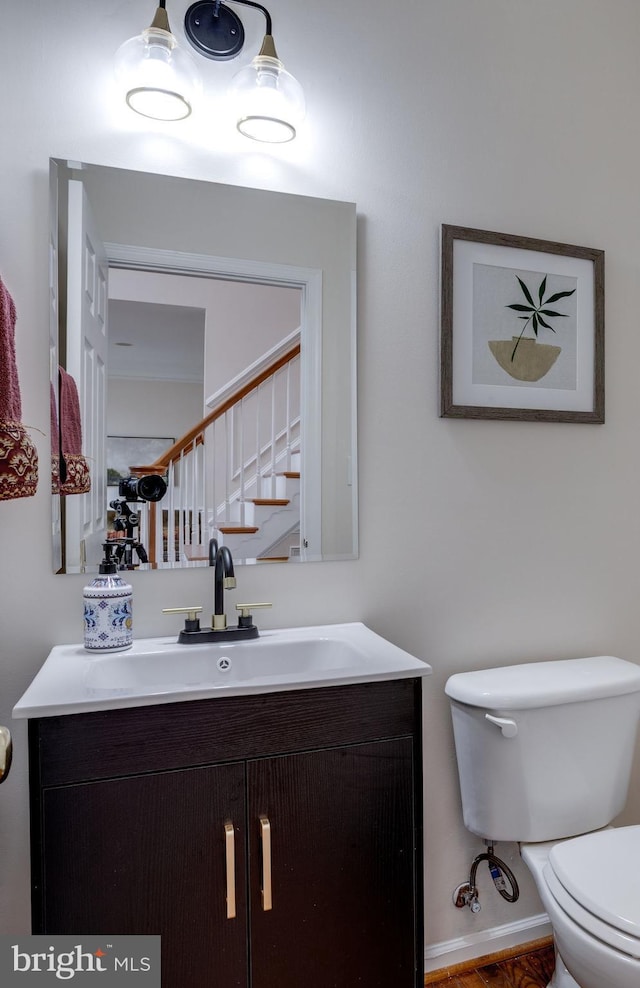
xmin=445 ymin=655 xmax=640 ymax=988
xmin=521 ymin=829 xmax=640 ymax=988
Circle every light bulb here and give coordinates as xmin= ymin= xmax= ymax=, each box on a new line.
xmin=115 ymin=22 xmax=201 ymax=121
xmin=231 ymin=53 xmax=305 ymax=143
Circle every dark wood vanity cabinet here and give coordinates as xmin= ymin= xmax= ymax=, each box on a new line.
xmin=28 ymin=678 xmax=423 ymax=988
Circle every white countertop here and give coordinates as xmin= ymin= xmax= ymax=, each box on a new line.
xmin=13 ymin=622 xmax=432 ymax=718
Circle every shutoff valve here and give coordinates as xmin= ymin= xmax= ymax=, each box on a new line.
xmin=452 ymin=882 xmax=481 ymax=913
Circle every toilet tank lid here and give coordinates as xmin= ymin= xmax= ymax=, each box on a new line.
xmin=445 ymin=656 xmax=640 ymax=710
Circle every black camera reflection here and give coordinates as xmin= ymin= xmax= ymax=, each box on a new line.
xmin=118 ymin=474 xmax=167 ymax=503
xmin=108 ymin=474 xmax=167 ymax=568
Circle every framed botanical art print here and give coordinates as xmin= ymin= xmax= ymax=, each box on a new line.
xmin=440 ymin=225 xmax=604 ymax=423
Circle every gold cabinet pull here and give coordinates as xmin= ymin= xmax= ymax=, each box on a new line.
xmin=0 ymin=727 xmax=12 ymax=784
xmin=259 ymin=815 xmax=272 ymax=911
xmin=224 ymin=822 xmax=236 ymax=920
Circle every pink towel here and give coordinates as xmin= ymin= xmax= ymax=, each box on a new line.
xmin=58 ymin=367 xmax=91 ymax=495
xmin=50 ymin=381 xmax=60 ymax=494
xmin=0 ymin=277 xmax=38 ymax=500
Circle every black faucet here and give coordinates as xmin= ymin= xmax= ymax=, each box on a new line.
xmin=213 ymin=545 xmax=236 ymax=630
xmin=172 ymin=540 xmax=262 ymax=644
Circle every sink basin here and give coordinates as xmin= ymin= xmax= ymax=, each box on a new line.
xmin=87 ymin=636 xmax=372 ymax=690
xmin=13 ymin=622 xmax=431 ymax=717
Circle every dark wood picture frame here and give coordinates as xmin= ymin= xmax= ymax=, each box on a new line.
xmin=440 ymin=225 xmax=604 ymax=423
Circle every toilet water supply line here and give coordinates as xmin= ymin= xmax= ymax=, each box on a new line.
xmin=453 ymin=844 xmax=519 ymax=913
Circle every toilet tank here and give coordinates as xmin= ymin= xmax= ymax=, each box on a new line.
xmin=445 ymin=656 xmax=640 ymax=843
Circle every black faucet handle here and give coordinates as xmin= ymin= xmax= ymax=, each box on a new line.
xmin=162 ymin=606 xmax=203 ymax=633
xmin=235 ymin=602 xmax=272 ymax=629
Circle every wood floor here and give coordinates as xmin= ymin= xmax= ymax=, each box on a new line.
xmin=425 ymin=940 xmax=555 ymax=988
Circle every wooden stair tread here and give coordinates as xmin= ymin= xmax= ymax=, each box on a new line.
xmin=279 ymin=471 xmax=300 ymax=479
xmin=257 ymin=556 xmax=290 ymax=562
xmin=250 ymin=498 xmax=290 ymax=506
xmin=218 ymin=525 xmax=259 ymax=534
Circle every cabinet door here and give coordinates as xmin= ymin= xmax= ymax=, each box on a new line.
xmin=39 ymin=762 xmax=248 ymax=988
xmin=247 ymin=738 xmax=418 ymax=988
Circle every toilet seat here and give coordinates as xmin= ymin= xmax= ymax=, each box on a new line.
xmin=543 ymin=826 xmax=640 ymax=959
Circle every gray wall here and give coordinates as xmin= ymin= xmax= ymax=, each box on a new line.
xmin=2 ymin=0 xmax=640 ymax=968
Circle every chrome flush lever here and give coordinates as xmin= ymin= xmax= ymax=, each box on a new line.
xmin=485 ymin=714 xmax=518 ymax=738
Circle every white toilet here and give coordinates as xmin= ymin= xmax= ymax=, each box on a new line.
xmin=445 ymin=655 xmax=640 ymax=988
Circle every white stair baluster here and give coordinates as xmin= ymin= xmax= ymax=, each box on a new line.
xmin=164 ymin=460 xmax=174 ymax=563
xmin=167 ymin=456 xmax=176 ymax=564
xmin=209 ymin=419 xmax=217 ymax=536
xmin=225 ymin=410 xmax=232 ymax=526
xmin=285 ymin=360 xmax=292 ymax=473
xmin=177 ymin=447 xmax=185 ymax=561
xmin=238 ymin=398 xmax=245 ymax=524
xmin=270 ymin=373 xmax=276 ymax=499
xmin=255 ymin=382 xmax=262 ymax=499
xmin=196 ymin=435 xmax=204 ymax=552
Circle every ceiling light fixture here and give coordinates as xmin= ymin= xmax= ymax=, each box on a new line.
xmin=184 ymin=0 xmax=305 ymax=143
xmin=114 ymin=2 xmax=201 ymax=121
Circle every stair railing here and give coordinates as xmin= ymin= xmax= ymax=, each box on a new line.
xmin=129 ymin=339 xmax=301 ymax=566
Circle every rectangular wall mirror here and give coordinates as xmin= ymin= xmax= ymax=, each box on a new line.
xmin=50 ymin=159 xmax=357 ymax=574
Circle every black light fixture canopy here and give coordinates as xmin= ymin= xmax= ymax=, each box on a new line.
xmin=184 ymin=0 xmax=275 ymax=61
xmin=184 ymin=1 xmax=246 ymax=61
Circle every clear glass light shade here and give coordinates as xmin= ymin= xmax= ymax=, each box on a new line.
xmin=231 ymin=55 xmax=305 ymax=143
xmin=114 ymin=27 xmax=201 ymax=121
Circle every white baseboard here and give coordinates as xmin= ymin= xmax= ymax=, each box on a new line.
xmin=424 ymin=912 xmax=552 ymax=973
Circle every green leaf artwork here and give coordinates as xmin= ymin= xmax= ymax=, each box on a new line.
xmin=506 ymin=275 xmax=576 ymax=362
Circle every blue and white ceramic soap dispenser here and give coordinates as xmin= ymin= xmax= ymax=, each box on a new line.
xmin=83 ymin=544 xmax=133 ymax=652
